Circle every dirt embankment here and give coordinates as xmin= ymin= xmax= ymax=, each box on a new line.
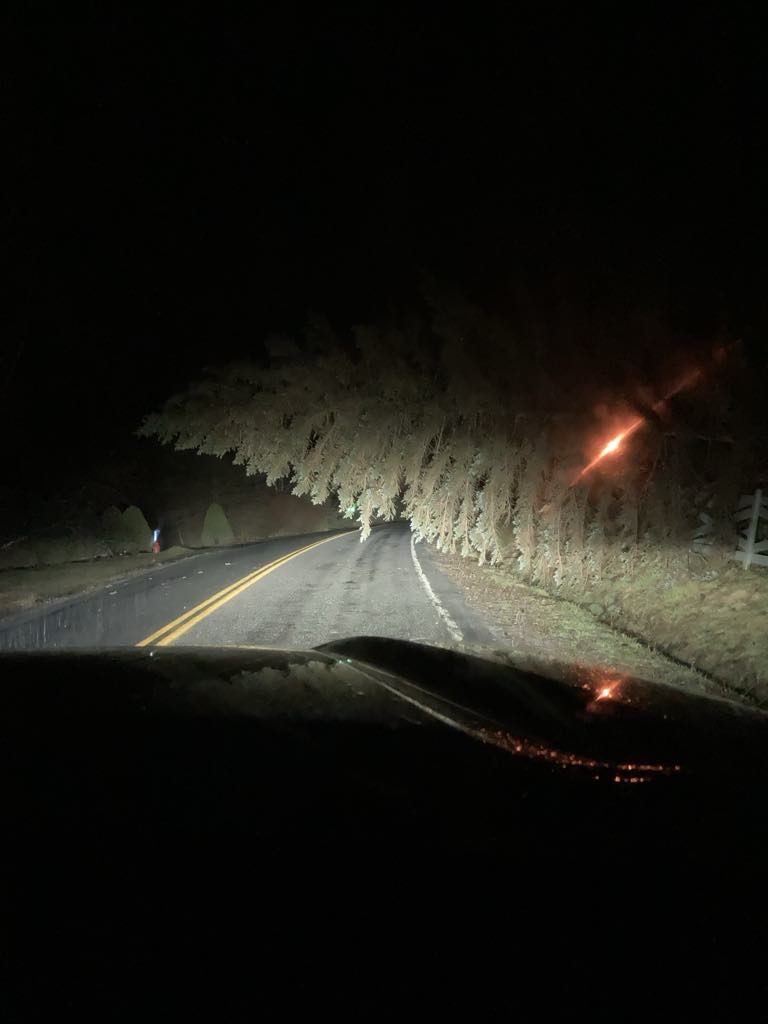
xmin=434 ymin=550 xmax=768 ymax=706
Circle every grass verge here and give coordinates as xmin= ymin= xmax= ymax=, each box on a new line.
xmin=0 ymin=547 xmax=193 ymax=620
xmin=434 ymin=549 xmax=768 ymax=707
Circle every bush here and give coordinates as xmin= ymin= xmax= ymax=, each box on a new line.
xmin=100 ymin=505 xmax=152 ymax=554
xmin=201 ymin=502 xmax=235 ymax=547
xmin=122 ymin=506 xmax=152 ymax=552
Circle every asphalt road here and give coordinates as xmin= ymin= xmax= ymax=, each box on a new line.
xmin=0 ymin=523 xmax=495 ymax=650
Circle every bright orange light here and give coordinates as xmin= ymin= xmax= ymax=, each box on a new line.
xmin=572 ymin=417 xmax=644 ymax=483
xmin=572 ymin=345 xmax=736 ymax=486
xmin=573 ymin=346 xmax=741 ymax=485
xmin=599 ymin=434 xmax=624 ymax=457
xmin=585 ymin=679 xmax=621 ymax=712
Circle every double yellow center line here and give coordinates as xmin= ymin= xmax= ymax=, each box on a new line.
xmin=136 ymin=531 xmax=355 ymax=648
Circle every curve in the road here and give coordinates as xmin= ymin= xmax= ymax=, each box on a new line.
xmin=136 ymin=531 xmax=354 ymax=646
xmin=173 ymin=523 xmax=494 ymax=650
xmin=0 ymin=523 xmax=495 ymax=651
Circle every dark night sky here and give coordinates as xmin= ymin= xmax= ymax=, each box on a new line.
xmin=5 ymin=5 xmax=767 ymax=492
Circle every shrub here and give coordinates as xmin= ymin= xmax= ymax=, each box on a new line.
xmin=100 ymin=505 xmax=152 ymax=554
xmin=201 ymin=502 xmax=235 ymax=547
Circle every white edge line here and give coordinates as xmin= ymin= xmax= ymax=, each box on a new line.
xmin=410 ymin=533 xmax=464 ymax=644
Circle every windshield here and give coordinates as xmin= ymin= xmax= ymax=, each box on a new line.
xmin=3 ymin=12 xmax=766 ymax=713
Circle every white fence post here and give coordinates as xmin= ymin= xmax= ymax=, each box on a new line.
xmin=731 ymin=488 xmax=768 ymax=570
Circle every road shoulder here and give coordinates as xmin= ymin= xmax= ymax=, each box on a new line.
xmin=0 ymin=546 xmax=199 ymax=623
xmin=430 ymin=546 xmax=756 ymax=705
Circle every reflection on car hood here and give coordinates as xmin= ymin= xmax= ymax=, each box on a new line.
xmin=318 ymin=635 xmax=768 ymax=782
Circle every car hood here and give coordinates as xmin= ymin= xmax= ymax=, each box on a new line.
xmin=2 ymin=635 xmax=765 ymax=782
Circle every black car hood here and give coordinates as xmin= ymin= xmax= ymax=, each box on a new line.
xmin=2 ymin=635 xmax=765 ymax=782
xmin=5 ymin=636 xmax=768 ymax=1020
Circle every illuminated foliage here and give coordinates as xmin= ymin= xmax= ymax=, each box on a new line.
xmin=100 ymin=505 xmax=152 ymax=554
xmin=140 ymin=300 xmax=749 ymax=579
xmin=201 ymin=502 xmax=235 ymax=547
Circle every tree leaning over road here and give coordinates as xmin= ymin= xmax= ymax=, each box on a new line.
xmin=140 ymin=297 xmax=751 ymax=582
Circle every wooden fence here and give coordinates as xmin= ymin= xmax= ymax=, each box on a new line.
xmin=690 ymin=487 xmax=767 ymax=570
xmin=731 ymin=488 xmax=768 ymax=570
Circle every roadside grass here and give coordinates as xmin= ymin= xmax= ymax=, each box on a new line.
xmin=434 ymin=549 xmax=768 ymax=707
xmin=0 ymin=547 xmax=193 ymax=619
